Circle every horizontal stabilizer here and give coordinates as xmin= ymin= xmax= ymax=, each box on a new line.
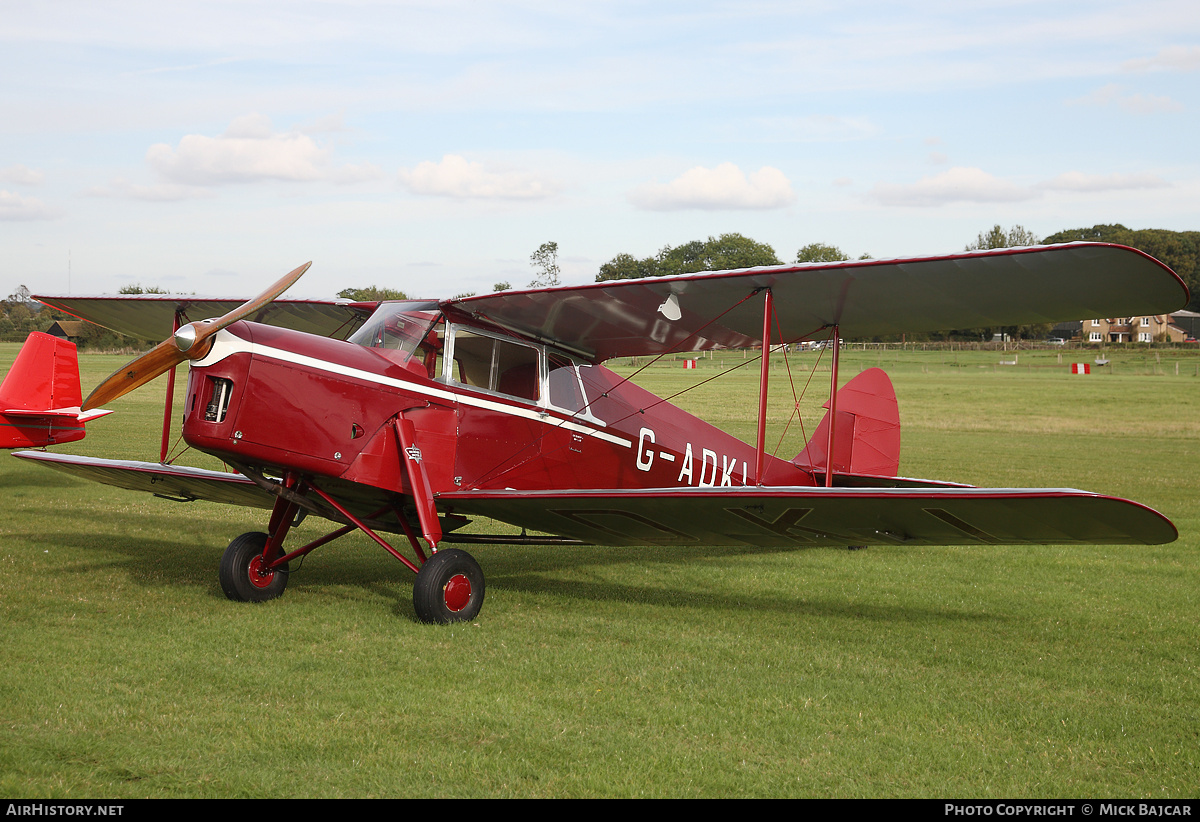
xmin=4 ymin=406 xmax=113 ymax=421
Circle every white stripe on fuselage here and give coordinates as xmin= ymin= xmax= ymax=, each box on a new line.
xmin=195 ymin=331 xmax=633 ymax=448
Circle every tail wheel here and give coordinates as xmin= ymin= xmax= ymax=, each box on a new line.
xmin=219 ymin=532 xmax=289 ymax=602
xmin=413 ymin=549 xmax=485 ymax=624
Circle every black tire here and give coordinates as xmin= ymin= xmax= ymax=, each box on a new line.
xmin=219 ymin=531 xmax=289 ymax=602
xmin=412 ymin=549 xmax=485 ymax=624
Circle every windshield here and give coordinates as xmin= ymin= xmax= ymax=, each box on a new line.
xmin=348 ymin=302 xmax=443 ymax=369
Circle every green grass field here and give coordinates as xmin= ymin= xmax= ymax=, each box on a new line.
xmin=1 ymin=343 xmax=1197 ymax=797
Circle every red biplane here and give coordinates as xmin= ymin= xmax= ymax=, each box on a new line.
xmin=12 ymin=243 xmax=1189 ymax=622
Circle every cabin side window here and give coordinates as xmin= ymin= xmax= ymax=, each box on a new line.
xmin=547 ymin=353 xmax=583 ymax=413
xmin=546 ymin=356 xmax=605 ymax=425
xmin=444 ymin=326 xmax=541 ymax=403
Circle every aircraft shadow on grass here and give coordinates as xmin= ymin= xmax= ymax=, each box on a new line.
xmin=27 ymin=525 xmax=999 ymax=624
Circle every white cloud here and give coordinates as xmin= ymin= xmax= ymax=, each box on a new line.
xmin=0 ymin=190 xmax=60 ymax=221
xmin=871 ymin=166 xmax=1174 ymax=208
xmin=397 ymin=155 xmax=560 ymax=200
xmin=628 ymin=163 xmax=795 ymax=211
xmin=0 ymin=165 xmax=44 ymax=186
xmin=84 ymin=178 xmax=216 ymax=202
xmin=745 ymin=115 xmax=880 ymax=143
xmin=1038 ymin=171 xmax=1169 ymax=193
xmin=1123 ymin=45 xmax=1200 ymax=73
xmin=146 ymin=115 xmax=383 ymax=185
xmin=870 ymin=167 xmax=1033 ymax=207
xmin=1070 ymin=84 xmax=1183 ymax=114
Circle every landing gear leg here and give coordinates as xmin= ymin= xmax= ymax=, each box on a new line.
xmin=412 ymin=549 xmax=485 ymax=624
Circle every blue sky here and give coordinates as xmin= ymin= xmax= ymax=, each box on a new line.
xmin=3 ymin=0 xmax=1199 ymax=302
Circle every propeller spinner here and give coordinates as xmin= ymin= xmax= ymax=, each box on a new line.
xmin=82 ymin=262 xmax=311 ymax=411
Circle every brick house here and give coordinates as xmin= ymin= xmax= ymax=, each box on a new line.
xmin=1079 ymin=315 xmax=1185 ymax=343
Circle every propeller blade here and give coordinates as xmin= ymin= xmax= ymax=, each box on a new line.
xmin=81 ymin=262 xmax=312 ymax=411
xmin=83 ymin=338 xmax=189 ymax=410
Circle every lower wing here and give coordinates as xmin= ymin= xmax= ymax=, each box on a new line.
xmin=437 ymin=486 xmax=1178 ymax=547
xmin=14 ymin=451 xmax=1176 ymax=547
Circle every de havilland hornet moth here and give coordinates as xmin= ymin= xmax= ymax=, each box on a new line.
xmin=12 ymin=243 xmax=1189 ymax=623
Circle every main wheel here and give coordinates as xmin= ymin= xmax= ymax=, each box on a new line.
xmin=219 ymin=532 xmax=289 ymax=602
xmin=412 ymin=549 xmax=485 ymax=624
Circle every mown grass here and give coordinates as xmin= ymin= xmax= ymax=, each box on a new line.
xmin=0 ymin=343 xmax=1196 ymax=797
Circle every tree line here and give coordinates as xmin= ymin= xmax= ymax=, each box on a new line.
xmin=5 ymin=223 xmax=1196 ymax=346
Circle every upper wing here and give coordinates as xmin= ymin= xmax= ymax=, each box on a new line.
xmin=445 ymin=243 xmax=1190 ymax=360
xmin=34 ymin=294 xmax=373 ymax=340
xmin=437 ymin=486 xmax=1178 ymax=547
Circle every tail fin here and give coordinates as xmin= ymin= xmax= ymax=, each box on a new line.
xmin=0 ymin=332 xmax=110 ymax=448
xmin=793 ymin=367 xmax=900 ymax=478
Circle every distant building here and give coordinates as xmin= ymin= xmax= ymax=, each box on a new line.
xmin=1170 ymin=310 xmax=1200 ymax=340
xmin=1074 ymin=315 xmax=1185 ymax=343
xmin=45 ymin=321 xmax=88 ymax=342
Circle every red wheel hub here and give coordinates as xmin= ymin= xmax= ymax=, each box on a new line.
xmin=442 ymin=574 xmax=472 ymax=612
xmin=247 ymin=554 xmax=277 ymax=589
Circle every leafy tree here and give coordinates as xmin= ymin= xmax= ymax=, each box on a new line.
xmin=119 ymin=284 xmax=169 ymax=294
xmin=796 ymin=243 xmax=849 ymax=263
xmin=336 ymin=285 xmax=409 ymax=301
xmin=6 ymin=285 xmax=33 ymax=305
xmin=492 ymin=281 xmax=512 ymax=292
xmin=965 ymin=224 xmax=1039 ymax=251
xmin=597 ymin=252 xmax=660 ymax=281
xmin=596 ymin=233 xmax=781 ymax=282
xmin=1041 ymin=224 xmax=1129 ymax=243
xmin=529 ymin=241 xmax=561 ymax=288
xmin=0 ymin=292 xmax=43 ymax=340
xmin=663 ymin=233 xmax=780 ymax=275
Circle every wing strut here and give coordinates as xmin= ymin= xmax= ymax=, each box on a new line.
xmin=159 ymin=308 xmax=184 ymax=463
xmin=825 ymin=325 xmax=841 ymax=488
xmin=755 ymin=288 xmax=774 ymax=485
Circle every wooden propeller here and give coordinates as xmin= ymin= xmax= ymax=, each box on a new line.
xmin=82 ymin=262 xmax=311 ymax=411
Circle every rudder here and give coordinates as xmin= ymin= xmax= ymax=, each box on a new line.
xmin=793 ymin=367 xmax=900 ymax=478
xmin=0 ymin=331 xmax=83 ymax=411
